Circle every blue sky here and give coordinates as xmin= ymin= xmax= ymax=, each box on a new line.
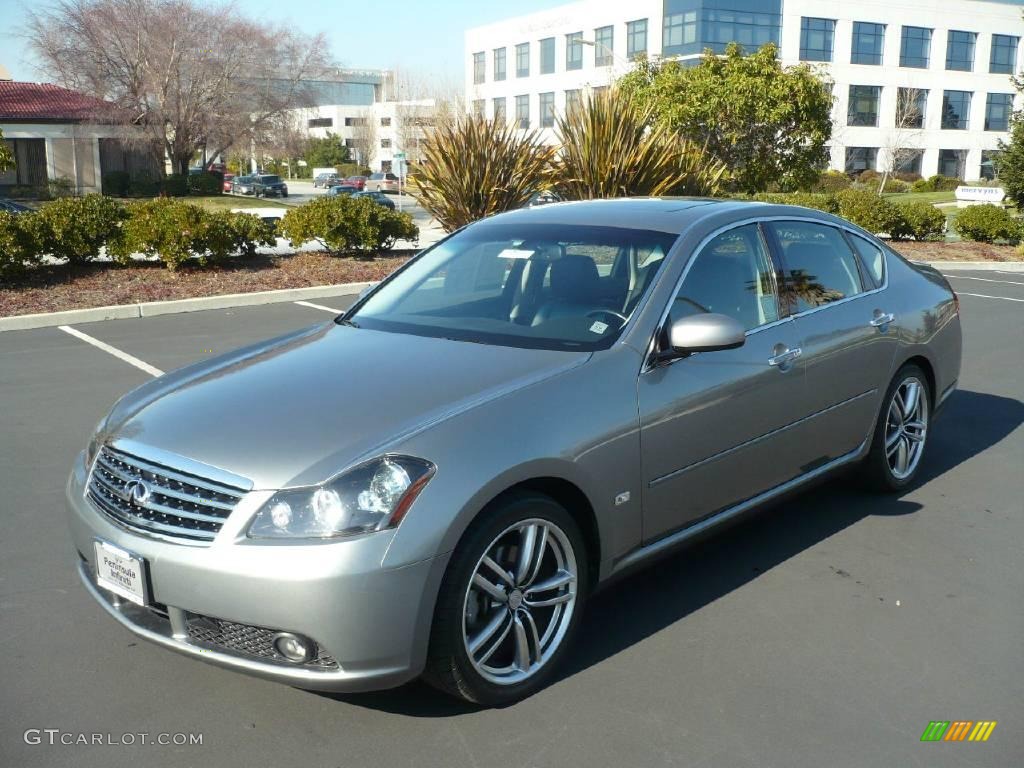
xmin=0 ymin=0 xmax=564 ymax=84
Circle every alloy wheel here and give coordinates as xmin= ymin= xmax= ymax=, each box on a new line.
xmin=885 ymin=376 xmax=929 ymax=480
xmin=461 ymin=518 xmax=578 ymax=686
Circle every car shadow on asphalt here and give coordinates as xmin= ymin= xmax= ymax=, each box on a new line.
xmin=318 ymin=389 xmax=1023 ymax=716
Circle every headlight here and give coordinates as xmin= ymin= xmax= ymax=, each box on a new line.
xmin=247 ymin=456 xmax=435 ymax=540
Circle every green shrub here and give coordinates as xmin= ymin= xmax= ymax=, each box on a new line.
xmin=952 ymin=204 xmax=1021 ymax=243
xmin=809 ymin=169 xmax=851 ymax=193
xmin=114 ymin=198 xmax=276 ymax=268
xmin=127 ymin=171 xmax=161 ymax=197
xmin=835 ymin=189 xmax=900 ymax=234
xmin=896 ymin=202 xmax=946 ymax=241
xmin=881 ymin=178 xmax=910 ymax=193
xmin=280 ymin=196 xmax=418 ymax=254
xmin=161 ymin=173 xmax=189 ymax=197
xmin=34 ymin=194 xmax=127 ymax=266
xmin=857 ymin=169 xmax=881 ymax=184
xmin=187 ymin=171 xmax=223 ymax=196
xmin=102 ymin=171 xmax=131 ymax=197
xmin=911 ymin=174 xmax=961 ymax=193
xmin=0 ymin=211 xmax=43 ymax=278
xmin=334 ymin=163 xmax=372 ymax=178
xmin=48 ymin=176 xmax=74 ymax=199
xmin=894 ymin=171 xmax=922 ymax=183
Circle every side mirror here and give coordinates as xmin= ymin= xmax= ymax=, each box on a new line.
xmin=658 ymin=313 xmax=746 ymax=362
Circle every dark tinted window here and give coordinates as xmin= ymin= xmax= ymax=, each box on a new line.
xmin=990 ymin=34 xmax=1019 ymax=74
xmin=900 ymin=26 xmax=931 ymax=68
xmin=851 ymin=22 xmax=885 ymax=65
xmin=769 ymin=221 xmax=864 ymax=313
xmin=800 ymin=17 xmax=835 ymax=62
xmin=846 ymin=233 xmax=885 ymax=287
xmin=671 ymin=224 xmax=779 ymax=331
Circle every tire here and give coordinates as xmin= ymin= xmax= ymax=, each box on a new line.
xmin=862 ymin=364 xmax=931 ymax=492
xmin=423 ymin=492 xmax=588 ymax=706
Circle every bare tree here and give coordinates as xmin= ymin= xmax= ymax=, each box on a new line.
xmin=25 ymin=0 xmax=333 ymax=176
xmin=348 ymin=109 xmax=377 ymax=171
xmin=878 ymin=87 xmax=926 ymax=193
xmin=391 ymin=69 xmax=463 ymax=167
xmin=260 ymin=113 xmax=309 ymax=178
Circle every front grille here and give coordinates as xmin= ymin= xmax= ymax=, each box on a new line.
xmin=186 ymin=614 xmax=338 ymax=668
xmin=87 ymin=446 xmax=246 ymax=544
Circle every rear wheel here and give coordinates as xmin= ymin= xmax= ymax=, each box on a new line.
xmin=424 ymin=493 xmax=587 ymax=706
xmin=863 ymin=364 xmax=931 ymax=491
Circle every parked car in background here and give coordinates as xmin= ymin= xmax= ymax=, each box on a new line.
xmin=325 ymin=184 xmax=359 ymax=197
xmin=313 ymin=173 xmax=338 ymax=189
xmin=68 ymin=199 xmax=960 ymax=707
xmin=233 ymin=207 xmax=285 ymax=228
xmin=249 ymin=175 xmax=288 ymax=198
xmin=0 ymin=198 xmax=34 ymax=213
xmin=352 ymin=190 xmax=396 ymax=210
xmin=365 ymin=172 xmax=399 ymax=193
xmin=527 ymin=190 xmax=562 ymax=207
xmin=344 ymin=176 xmax=367 ymax=191
xmin=222 ymin=173 xmax=236 ymax=193
xmin=232 ymin=175 xmax=255 ymax=196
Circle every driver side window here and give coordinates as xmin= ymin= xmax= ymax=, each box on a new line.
xmin=670 ymin=224 xmax=780 ymax=331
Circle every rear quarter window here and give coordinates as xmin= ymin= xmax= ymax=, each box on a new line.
xmin=846 ymin=233 xmax=886 ymax=288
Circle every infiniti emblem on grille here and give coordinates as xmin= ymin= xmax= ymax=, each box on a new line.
xmin=124 ymin=480 xmax=151 ymax=506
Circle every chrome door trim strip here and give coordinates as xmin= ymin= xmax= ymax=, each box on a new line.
xmin=648 ymin=389 xmax=876 ymax=489
xmin=615 ymin=438 xmax=869 ymax=575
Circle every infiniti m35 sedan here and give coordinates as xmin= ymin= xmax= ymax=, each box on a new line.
xmin=68 ymin=199 xmax=961 ymax=706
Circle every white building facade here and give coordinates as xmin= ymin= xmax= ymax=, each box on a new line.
xmin=291 ymin=69 xmax=436 ymax=172
xmin=465 ymin=0 xmax=1024 ymax=180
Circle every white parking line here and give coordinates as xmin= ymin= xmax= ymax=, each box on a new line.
xmin=958 ymin=292 xmax=1024 ymax=303
xmin=58 ymin=325 xmax=165 ymax=377
xmin=947 ymin=275 xmax=1024 ymax=286
xmin=294 ymin=300 xmax=343 ymax=313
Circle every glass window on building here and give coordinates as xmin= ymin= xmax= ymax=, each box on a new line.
xmin=896 ymin=88 xmax=927 ymax=128
xmin=493 ymin=97 xmax=506 ymax=122
xmin=985 ymin=93 xmax=1014 ymax=132
xmin=307 ymin=117 xmax=333 ymax=128
xmin=980 ymin=150 xmax=1002 ymax=180
xmin=539 ymin=92 xmax=555 ymax=128
xmin=494 ymin=47 xmax=507 ymax=81
xmin=941 ymin=90 xmax=972 ymax=129
xmin=472 ymin=52 xmax=485 ymax=85
xmin=594 ymin=25 xmax=614 ymax=65
xmin=472 ymin=100 xmax=485 ymax=118
xmin=515 ymin=94 xmax=530 ymax=129
xmin=848 ymin=85 xmax=882 ymax=126
xmin=845 ymin=147 xmax=878 ymax=174
xmin=851 ymin=22 xmax=885 ymax=65
xmin=540 ymin=37 xmax=555 ymax=74
xmin=566 ymin=32 xmax=583 ymax=70
xmin=937 ymin=149 xmax=966 ymax=179
xmin=900 ymin=26 xmax=932 ymax=68
xmin=380 ymin=138 xmax=392 ymax=149
xmin=664 ymin=11 xmax=697 ymax=50
xmin=945 ymin=30 xmax=976 ymax=71
xmin=565 ymin=89 xmax=582 ymax=113
xmin=990 ymin=34 xmax=1019 ymax=75
xmin=516 ymin=43 xmax=530 ymax=78
xmin=627 ymin=19 xmax=648 ymax=59
xmin=894 ymin=149 xmax=924 ymax=176
xmin=800 ymin=17 xmax=835 ymax=62
xmin=380 ymin=117 xmax=391 ymax=127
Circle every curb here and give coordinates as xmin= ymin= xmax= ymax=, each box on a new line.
xmin=922 ymin=261 xmax=1024 ymax=272
xmin=0 ymin=281 xmax=374 ymax=332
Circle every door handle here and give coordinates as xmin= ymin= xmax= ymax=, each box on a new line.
xmin=870 ymin=312 xmax=895 ymax=327
xmin=768 ymin=347 xmax=802 ymax=367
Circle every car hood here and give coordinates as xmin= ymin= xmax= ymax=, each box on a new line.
xmin=104 ymin=323 xmax=589 ymax=489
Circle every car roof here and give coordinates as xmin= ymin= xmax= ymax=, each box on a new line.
xmin=480 ymin=197 xmax=842 ymax=235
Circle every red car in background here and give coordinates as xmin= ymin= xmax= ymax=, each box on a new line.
xmin=223 ymin=173 xmax=235 ymax=193
xmin=345 ymin=175 xmax=367 ymax=191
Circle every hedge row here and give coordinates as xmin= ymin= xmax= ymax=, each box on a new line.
xmin=0 ymin=195 xmax=419 ymax=279
xmin=749 ymin=189 xmax=947 ymax=241
xmin=101 ymin=171 xmax=222 ymax=198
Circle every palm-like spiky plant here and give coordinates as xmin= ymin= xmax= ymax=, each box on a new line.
xmin=552 ymin=88 xmax=727 ymax=200
xmin=409 ymin=116 xmax=557 ymax=232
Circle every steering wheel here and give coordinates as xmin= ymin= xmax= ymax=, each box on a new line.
xmin=586 ymin=309 xmax=628 ymax=324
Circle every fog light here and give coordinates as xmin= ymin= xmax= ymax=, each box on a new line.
xmin=271 ymin=632 xmax=315 ymax=663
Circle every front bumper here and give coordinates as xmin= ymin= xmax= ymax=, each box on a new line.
xmin=66 ymin=451 xmax=449 ymax=692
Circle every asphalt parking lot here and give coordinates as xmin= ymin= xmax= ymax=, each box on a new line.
xmin=1 ymin=269 xmax=1022 ymax=768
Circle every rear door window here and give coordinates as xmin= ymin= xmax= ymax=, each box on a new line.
xmin=767 ymin=221 xmax=865 ymax=314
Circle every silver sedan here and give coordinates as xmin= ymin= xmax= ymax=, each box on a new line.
xmin=67 ymin=199 xmax=961 ymax=706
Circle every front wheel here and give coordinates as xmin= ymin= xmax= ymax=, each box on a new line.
xmin=863 ymin=364 xmax=931 ymax=491
xmin=424 ymin=493 xmax=587 ymax=706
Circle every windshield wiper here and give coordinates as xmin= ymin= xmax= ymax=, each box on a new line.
xmin=335 ymin=316 xmax=360 ymax=328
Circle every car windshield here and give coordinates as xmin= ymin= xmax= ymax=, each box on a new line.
xmin=260 ymin=175 xmax=281 ymax=184
xmin=346 ymin=222 xmax=678 ymax=351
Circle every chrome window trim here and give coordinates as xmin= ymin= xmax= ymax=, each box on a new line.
xmin=643 ymin=213 xmax=887 ymax=372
